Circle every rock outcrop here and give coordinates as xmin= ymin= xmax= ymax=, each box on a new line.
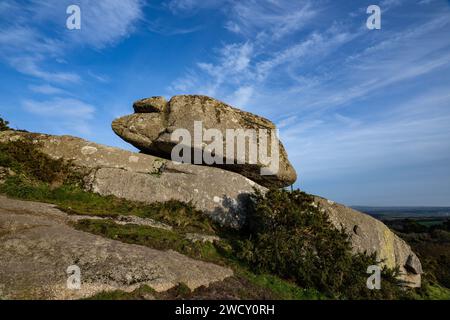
xmin=315 ymin=197 xmax=422 ymax=287
xmin=0 ymin=130 xmax=265 ymax=229
xmin=0 ymin=195 xmax=233 ymax=299
xmin=0 ymin=130 xmax=422 ymax=288
xmin=112 ymin=95 xmax=297 ymax=188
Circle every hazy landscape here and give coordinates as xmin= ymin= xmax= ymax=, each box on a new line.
xmin=356 ymin=207 xmax=450 ymax=219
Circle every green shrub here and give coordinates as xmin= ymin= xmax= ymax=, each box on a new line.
xmin=443 ymin=219 xmax=450 ymax=232
xmin=401 ymin=219 xmax=429 ymax=233
xmin=0 ymin=116 xmax=10 ymax=131
xmin=236 ymin=189 xmax=405 ymax=299
xmin=0 ymin=138 xmax=78 ymax=184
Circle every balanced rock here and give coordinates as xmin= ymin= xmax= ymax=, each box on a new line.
xmin=112 ymin=95 xmax=297 ymax=188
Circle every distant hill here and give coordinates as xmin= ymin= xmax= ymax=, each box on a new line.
xmin=353 ymin=206 xmax=450 ymax=219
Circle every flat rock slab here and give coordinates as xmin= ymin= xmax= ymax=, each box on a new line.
xmin=0 ymin=195 xmax=233 ymax=300
xmin=112 ymin=95 xmax=297 ymax=188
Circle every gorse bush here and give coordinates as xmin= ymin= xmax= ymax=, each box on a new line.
xmin=236 ymin=189 xmax=405 ymax=299
xmin=0 ymin=138 xmax=77 ymax=184
xmin=0 ymin=116 xmax=10 ymax=131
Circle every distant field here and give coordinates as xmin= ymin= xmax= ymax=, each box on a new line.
xmin=353 ymin=206 xmax=450 ymax=220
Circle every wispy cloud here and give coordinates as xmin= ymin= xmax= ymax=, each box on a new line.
xmin=166 ymin=0 xmax=226 ymax=14
xmin=148 ymin=19 xmax=202 ymax=36
xmin=68 ymin=0 xmax=144 ymax=49
xmin=279 ymin=15 xmax=450 ymax=116
xmin=284 ymin=87 xmax=450 ymax=178
xmin=418 ymin=0 xmax=435 ymax=5
xmin=0 ymin=0 xmax=144 ymax=83
xmin=9 ymin=56 xmax=81 ymax=83
xmin=169 ymin=41 xmax=255 ymax=98
xmin=168 ymin=1 xmax=450 ymax=117
xmin=0 ymin=0 xmax=144 ymax=135
xmin=22 ymin=98 xmax=95 ymax=119
xmin=20 ymin=0 xmax=145 ymax=49
xmin=225 ymin=85 xmax=254 ymax=108
xmin=87 ymin=71 xmax=110 ymax=84
xmin=254 ymin=25 xmax=358 ymax=82
xmin=28 ymin=84 xmax=66 ymax=95
xmin=166 ymin=0 xmax=325 ymax=108
xmin=166 ymin=0 xmax=318 ymax=40
xmin=168 ymin=19 xmax=355 ymax=110
xmin=22 ymin=98 xmax=96 ymax=135
xmin=380 ymin=0 xmax=404 ymax=10
xmin=0 ymin=25 xmax=63 ymax=56
xmin=224 ymin=0 xmax=318 ymax=40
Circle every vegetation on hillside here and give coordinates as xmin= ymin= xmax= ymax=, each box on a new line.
xmin=0 ymin=120 xmax=446 ymax=300
xmin=384 ymin=218 xmax=450 ymax=299
xmin=235 ymin=189 xmax=405 ymax=299
xmin=0 ymin=116 xmax=10 ymax=131
xmin=0 ymin=138 xmax=78 ymax=185
xmin=0 ymin=136 xmax=215 ymax=234
xmin=0 ymin=134 xmax=322 ymax=299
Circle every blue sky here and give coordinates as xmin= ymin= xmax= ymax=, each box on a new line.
xmin=1 ymin=0 xmax=450 ymax=206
